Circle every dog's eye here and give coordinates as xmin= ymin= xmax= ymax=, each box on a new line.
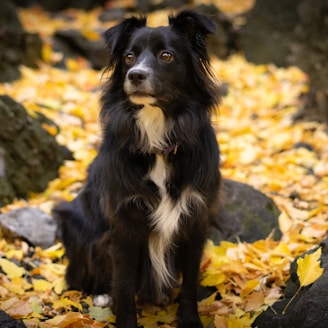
xmin=159 ymin=51 xmax=173 ymax=62
xmin=125 ymin=53 xmax=135 ymax=64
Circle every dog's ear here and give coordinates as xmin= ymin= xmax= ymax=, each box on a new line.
xmin=103 ymin=16 xmax=146 ymax=66
xmin=169 ymin=10 xmax=216 ymax=61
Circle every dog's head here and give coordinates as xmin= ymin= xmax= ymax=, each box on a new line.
xmin=103 ymin=11 xmax=218 ymax=111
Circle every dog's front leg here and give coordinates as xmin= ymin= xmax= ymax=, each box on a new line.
xmin=177 ymin=222 xmax=206 ymax=328
xmin=111 ymin=229 xmax=140 ymax=328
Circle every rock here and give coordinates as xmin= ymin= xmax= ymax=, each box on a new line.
xmin=53 ymin=29 xmax=107 ymax=70
xmin=210 ymin=179 xmax=281 ymax=243
xmin=0 ymin=207 xmax=56 ymax=248
xmin=52 ymin=3 xmax=239 ymax=70
xmin=289 ymin=0 xmax=328 ymax=124
xmin=0 ymin=0 xmax=25 ymax=82
xmin=34 ymin=0 xmax=105 ymax=11
xmin=0 ymin=0 xmax=43 ymax=82
xmin=0 ymin=311 xmax=25 ymax=328
xmin=193 ymin=4 xmax=240 ymax=60
xmin=253 ymin=238 xmax=328 ymax=328
xmin=239 ymin=0 xmax=328 ymax=124
xmin=0 ymin=95 xmax=65 ymax=207
xmin=0 ymin=178 xmax=279 ymax=248
xmin=239 ymin=0 xmax=301 ymax=67
xmin=98 ymin=8 xmax=127 ymax=22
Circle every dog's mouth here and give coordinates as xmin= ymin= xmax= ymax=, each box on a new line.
xmin=129 ymin=92 xmax=157 ymax=106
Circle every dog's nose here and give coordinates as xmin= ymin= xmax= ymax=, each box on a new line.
xmin=128 ymin=69 xmax=148 ymax=86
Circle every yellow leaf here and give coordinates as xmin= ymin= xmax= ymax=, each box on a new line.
xmin=0 ymin=239 xmax=8 ymax=250
xmin=12 ymin=277 xmax=33 ymax=291
xmin=82 ymin=30 xmax=101 ymax=41
xmin=283 ymin=247 xmax=324 ymax=315
xmin=53 ymin=277 xmax=67 ymax=295
xmin=52 ymin=297 xmax=83 ymax=311
xmin=42 ymin=43 xmax=53 ymax=63
xmin=6 ymin=250 xmax=25 ymax=261
xmin=0 ymin=258 xmax=26 ymax=279
xmin=3 ymin=282 xmax=25 ymax=295
xmin=32 ymin=278 xmax=52 ymax=292
xmin=201 ymin=272 xmax=226 ymax=287
xmin=37 ymin=243 xmax=65 ymax=260
xmin=240 ymin=279 xmax=259 ymax=297
xmin=41 ymin=123 xmax=58 ymax=136
xmin=297 ymin=247 xmax=324 ymax=287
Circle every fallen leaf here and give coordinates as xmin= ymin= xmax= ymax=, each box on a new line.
xmin=283 ymin=247 xmax=324 ymax=314
xmin=244 ymin=292 xmax=265 ymax=312
xmin=0 ymin=259 xmax=26 ymax=279
xmin=297 ymin=247 xmax=324 ymax=287
xmin=240 ymin=279 xmax=259 ymax=297
xmin=53 ymin=277 xmax=67 ymax=295
xmin=89 ymin=306 xmax=114 ymax=321
xmin=32 ymin=278 xmax=52 ymax=292
xmin=52 ymin=297 xmax=83 ymax=311
xmin=1 ymin=298 xmax=32 ymax=319
xmin=44 ymin=312 xmax=88 ymax=326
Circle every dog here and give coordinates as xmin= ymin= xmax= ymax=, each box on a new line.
xmin=53 ymin=10 xmax=221 ymax=328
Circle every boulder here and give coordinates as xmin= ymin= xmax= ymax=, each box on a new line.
xmin=0 ymin=311 xmax=25 ymax=328
xmin=0 ymin=95 xmax=65 ymax=207
xmin=239 ymin=0 xmax=328 ymax=124
xmin=0 ymin=207 xmax=56 ymax=248
xmin=51 ymin=3 xmax=239 ymax=70
xmin=210 ymin=179 xmax=281 ymax=243
xmin=0 ymin=178 xmax=280 ymax=249
xmin=239 ymin=0 xmax=301 ymax=67
xmin=53 ymin=29 xmax=107 ymax=70
xmin=289 ymin=0 xmax=328 ymax=124
xmin=0 ymin=0 xmax=25 ymax=82
xmin=0 ymin=0 xmax=43 ymax=82
xmin=253 ymin=238 xmax=328 ymax=328
xmin=193 ymin=4 xmax=239 ymax=60
xmin=29 ymin=0 xmax=105 ymax=11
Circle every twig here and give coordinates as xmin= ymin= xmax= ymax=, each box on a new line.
xmin=282 ymin=286 xmax=301 ymax=315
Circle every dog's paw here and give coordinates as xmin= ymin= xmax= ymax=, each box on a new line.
xmin=93 ymin=294 xmax=113 ymax=307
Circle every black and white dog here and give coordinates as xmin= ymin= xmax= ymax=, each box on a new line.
xmin=54 ymin=10 xmax=221 ymax=328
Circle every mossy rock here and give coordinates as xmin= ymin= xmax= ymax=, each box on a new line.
xmin=210 ymin=179 xmax=281 ymax=243
xmin=0 ymin=95 xmax=65 ymax=207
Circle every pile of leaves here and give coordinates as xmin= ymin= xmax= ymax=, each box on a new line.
xmin=1 ymin=2 xmax=328 ymax=327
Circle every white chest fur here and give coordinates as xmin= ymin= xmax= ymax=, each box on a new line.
xmin=148 ymin=154 xmax=179 ymax=288
xmin=135 ymin=102 xmax=167 ymax=152
xmin=148 ymin=155 xmax=206 ymax=290
xmin=135 ymin=103 xmax=205 ymax=290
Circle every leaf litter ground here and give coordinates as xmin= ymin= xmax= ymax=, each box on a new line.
xmin=1 ymin=3 xmax=328 ymax=328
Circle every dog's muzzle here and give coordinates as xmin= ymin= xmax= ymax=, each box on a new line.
xmin=124 ymin=67 xmax=156 ymax=105
xmin=128 ymin=68 xmax=148 ymax=87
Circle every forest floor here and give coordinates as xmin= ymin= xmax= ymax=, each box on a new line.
xmin=0 ymin=1 xmax=328 ymax=327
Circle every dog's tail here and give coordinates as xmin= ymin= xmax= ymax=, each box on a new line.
xmin=53 ymin=199 xmax=83 ymax=242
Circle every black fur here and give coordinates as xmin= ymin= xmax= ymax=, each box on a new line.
xmin=54 ymin=10 xmax=221 ymax=328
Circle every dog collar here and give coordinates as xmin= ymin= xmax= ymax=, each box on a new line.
xmin=161 ymin=142 xmax=179 ymax=155
xmin=149 ymin=142 xmax=179 ymax=156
